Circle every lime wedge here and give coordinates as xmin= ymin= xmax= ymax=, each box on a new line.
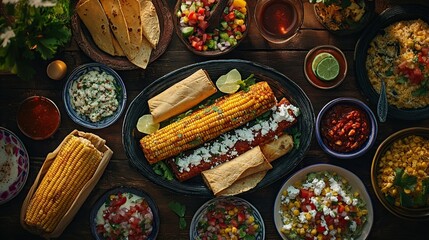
xmin=312 ymin=52 xmax=334 ymax=74
xmin=226 ymin=69 xmax=241 ymax=83
xmin=136 ymin=114 xmax=160 ymax=134
xmin=316 ymin=57 xmax=340 ymax=81
xmin=216 ymin=69 xmax=242 ymax=94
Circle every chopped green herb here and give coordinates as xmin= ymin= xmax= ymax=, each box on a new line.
xmin=153 ymin=161 xmax=174 ymax=181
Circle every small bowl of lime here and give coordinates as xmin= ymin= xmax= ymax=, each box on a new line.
xmin=304 ymin=45 xmax=347 ymax=89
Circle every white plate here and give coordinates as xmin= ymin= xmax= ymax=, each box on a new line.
xmin=273 ymin=164 xmax=373 ymax=240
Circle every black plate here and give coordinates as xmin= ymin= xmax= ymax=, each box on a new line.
xmin=89 ymin=186 xmax=160 ymax=240
xmin=355 ymin=4 xmax=429 ymax=121
xmin=122 ymin=59 xmax=315 ymax=196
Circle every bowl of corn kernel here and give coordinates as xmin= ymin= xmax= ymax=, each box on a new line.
xmin=371 ymin=127 xmax=429 ymax=220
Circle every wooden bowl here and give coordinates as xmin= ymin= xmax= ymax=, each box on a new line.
xmin=173 ymin=0 xmax=250 ymax=57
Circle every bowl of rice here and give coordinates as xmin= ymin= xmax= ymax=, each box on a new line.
xmin=355 ymin=5 xmax=429 ymax=121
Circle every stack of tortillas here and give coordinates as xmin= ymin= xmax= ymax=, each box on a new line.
xmin=76 ymin=0 xmax=160 ymax=69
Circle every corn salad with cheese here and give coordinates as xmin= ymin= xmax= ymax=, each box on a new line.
xmin=279 ymin=171 xmax=368 ymax=240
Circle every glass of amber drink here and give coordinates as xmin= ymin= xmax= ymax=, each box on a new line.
xmin=254 ymin=0 xmax=303 ymax=44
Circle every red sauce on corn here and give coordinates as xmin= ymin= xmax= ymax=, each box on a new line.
xmin=321 ymin=104 xmax=370 ymax=153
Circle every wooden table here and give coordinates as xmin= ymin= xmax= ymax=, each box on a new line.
xmin=1 ymin=0 xmax=429 ymax=239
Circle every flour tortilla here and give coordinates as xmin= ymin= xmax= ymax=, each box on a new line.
xmin=261 ymin=134 xmax=294 ymax=162
xmin=119 ymin=0 xmax=142 ymax=47
xmin=202 ymin=146 xmax=272 ymax=196
xmin=76 ymin=0 xmax=116 ymax=55
xmin=216 ymin=171 xmax=267 ymax=196
xmin=140 ymin=0 xmax=160 ymax=48
xmin=100 ymin=0 xmax=151 ymax=68
xmin=148 ymin=69 xmax=216 ymax=123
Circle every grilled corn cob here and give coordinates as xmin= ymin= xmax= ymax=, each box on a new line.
xmin=140 ymin=81 xmax=276 ymax=164
xmin=24 ymin=135 xmax=102 ymax=233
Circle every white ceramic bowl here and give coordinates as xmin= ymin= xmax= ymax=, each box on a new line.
xmin=274 ymin=164 xmax=373 ymax=240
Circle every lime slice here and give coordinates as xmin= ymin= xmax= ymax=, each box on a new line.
xmin=216 ymin=69 xmax=242 ymax=94
xmin=136 ymin=114 xmax=160 ymax=134
xmin=316 ymin=57 xmax=340 ymax=81
xmin=226 ymin=69 xmax=241 ymax=84
xmin=311 ymin=52 xmax=334 ymax=74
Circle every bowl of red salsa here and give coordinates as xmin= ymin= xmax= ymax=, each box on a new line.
xmin=173 ymin=0 xmax=249 ymax=56
xmin=16 ymin=96 xmax=61 ymax=140
xmin=190 ymin=196 xmax=265 ymax=240
xmin=316 ymin=97 xmax=378 ymax=159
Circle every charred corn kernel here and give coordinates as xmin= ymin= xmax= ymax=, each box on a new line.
xmin=337 ymin=227 xmax=342 ymax=233
xmin=225 ymin=227 xmax=231 ymax=233
xmin=311 ymin=229 xmax=317 ymax=235
xmin=231 ymin=236 xmax=238 ymax=240
xmin=357 ymin=211 xmax=363 ymax=217
xmin=329 ymin=225 xmax=334 ymax=230
xmin=361 ymin=209 xmax=368 ymax=215
xmin=229 ymin=210 xmax=235 ymax=216
xmin=140 ymin=82 xmax=276 ymax=163
xmin=231 ymin=227 xmax=238 ymax=234
xmin=24 ymin=135 xmax=102 ymax=233
xmin=305 ymin=213 xmax=312 ymax=221
xmin=317 ymin=234 xmax=323 ymax=240
xmin=299 ymin=228 xmax=305 ymax=235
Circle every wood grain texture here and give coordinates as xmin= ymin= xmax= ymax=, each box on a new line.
xmin=1 ymin=0 xmax=429 ymax=239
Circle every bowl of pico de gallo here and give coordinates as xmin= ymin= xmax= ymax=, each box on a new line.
xmin=274 ymin=164 xmax=373 ymax=240
xmin=90 ymin=186 xmax=159 ymax=240
xmin=173 ymin=0 xmax=249 ymax=56
xmin=190 ymin=196 xmax=265 ymax=239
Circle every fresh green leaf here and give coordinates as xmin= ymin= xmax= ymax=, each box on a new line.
xmin=152 ymin=162 xmax=174 ymax=181
xmin=169 ymin=201 xmax=186 ymax=217
xmin=179 ymin=217 xmax=187 ymax=230
xmin=169 ymin=201 xmax=187 ymax=230
xmin=394 ymin=168 xmax=404 ymax=185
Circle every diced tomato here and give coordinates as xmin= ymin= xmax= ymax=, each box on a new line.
xmin=197 ymin=7 xmax=206 ymax=15
xmin=188 ymin=11 xmax=197 ymax=21
xmin=208 ymin=217 xmax=217 ymax=226
xmin=317 ymin=225 xmax=326 ymax=233
xmin=224 ymin=11 xmax=235 ymax=21
xmin=198 ymin=21 xmax=209 ymax=31
xmin=422 ymin=47 xmax=429 ymax=56
xmin=299 ymin=189 xmax=314 ymax=199
xmin=237 ymin=212 xmax=246 ymax=223
xmin=338 ymin=204 xmax=345 ymax=213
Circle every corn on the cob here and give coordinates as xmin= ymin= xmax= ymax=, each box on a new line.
xmin=24 ymin=135 xmax=102 ymax=233
xmin=140 ymin=81 xmax=276 ymax=164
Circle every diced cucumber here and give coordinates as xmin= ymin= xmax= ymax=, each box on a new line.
xmin=219 ymin=32 xmax=229 ymax=40
xmin=181 ymin=26 xmax=194 ymax=38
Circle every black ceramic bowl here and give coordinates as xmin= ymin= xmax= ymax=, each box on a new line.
xmin=90 ymin=186 xmax=160 ymax=239
xmin=122 ymin=59 xmax=314 ymax=196
xmin=371 ymin=127 xmax=429 ymax=220
xmin=355 ymin=5 xmax=429 ymax=121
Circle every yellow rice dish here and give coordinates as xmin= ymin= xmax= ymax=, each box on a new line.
xmin=366 ymin=19 xmax=429 ymax=109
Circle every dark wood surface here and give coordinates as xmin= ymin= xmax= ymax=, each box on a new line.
xmin=1 ymin=0 xmax=429 ymax=239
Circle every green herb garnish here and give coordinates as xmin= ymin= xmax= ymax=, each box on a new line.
xmin=168 ymin=201 xmax=187 ymax=230
xmin=153 ymin=161 xmax=174 ymax=181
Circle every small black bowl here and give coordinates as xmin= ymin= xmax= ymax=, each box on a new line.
xmin=90 ymin=186 xmax=160 ymax=240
